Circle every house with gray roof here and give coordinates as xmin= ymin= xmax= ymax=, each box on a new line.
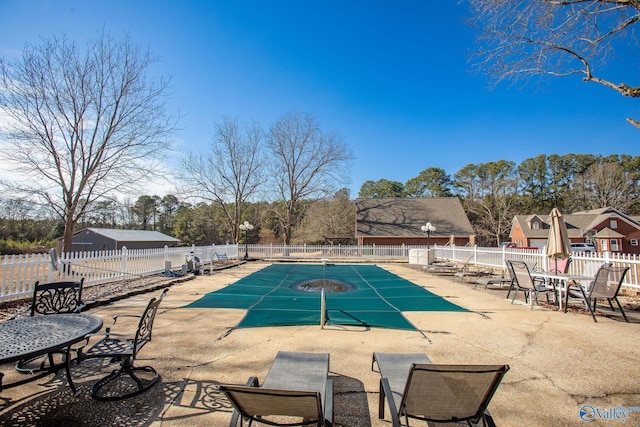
xmin=71 ymin=228 xmax=180 ymax=251
xmin=509 ymin=207 xmax=640 ymax=254
xmin=355 ymin=197 xmax=475 ymax=246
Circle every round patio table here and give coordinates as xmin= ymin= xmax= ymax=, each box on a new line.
xmin=0 ymin=313 xmax=103 ymax=394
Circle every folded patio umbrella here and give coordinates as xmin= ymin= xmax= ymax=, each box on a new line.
xmin=546 ymin=207 xmax=571 ymax=272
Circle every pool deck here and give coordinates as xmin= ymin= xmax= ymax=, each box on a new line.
xmin=1 ymin=261 xmax=640 ymax=426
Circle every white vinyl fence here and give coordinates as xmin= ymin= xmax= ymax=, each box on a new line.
xmin=245 ymin=244 xmax=417 ymax=260
xmin=0 ymin=244 xmax=238 ymax=302
xmin=434 ymin=245 xmax=640 ymax=291
xmin=2 ymin=243 xmax=638 ymax=302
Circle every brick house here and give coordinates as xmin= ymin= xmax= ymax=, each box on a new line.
xmin=509 ymin=207 xmax=640 ymax=254
xmin=355 ymin=197 xmax=475 ymax=246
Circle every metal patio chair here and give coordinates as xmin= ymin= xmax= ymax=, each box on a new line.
xmin=77 ymin=288 xmax=168 ymax=400
xmin=566 ymin=265 xmax=630 ymax=322
xmin=507 ymin=260 xmax=554 ymax=307
xmin=372 ymin=352 xmax=509 ymax=427
xmin=15 ymin=279 xmax=85 ymax=374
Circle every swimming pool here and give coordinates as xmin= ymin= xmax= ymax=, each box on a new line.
xmin=185 ymin=263 xmax=469 ymax=330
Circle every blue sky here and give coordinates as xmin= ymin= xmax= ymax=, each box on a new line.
xmin=1 ymin=1 xmax=638 ymax=198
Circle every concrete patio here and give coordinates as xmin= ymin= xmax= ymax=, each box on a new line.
xmin=1 ymin=262 xmax=639 ymax=426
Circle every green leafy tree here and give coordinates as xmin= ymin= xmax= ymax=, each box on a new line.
xmin=358 ymin=179 xmax=404 ymax=198
xmin=157 ymin=194 xmax=183 ymax=235
xmin=131 ymin=195 xmax=160 ymax=230
xmin=404 ymin=167 xmax=452 ymax=197
xmin=517 ymin=154 xmax=550 ymax=212
xmin=546 ymin=154 xmax=574 ymax=211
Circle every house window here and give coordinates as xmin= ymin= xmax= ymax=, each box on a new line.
xmin=611 ymin=239 xmax=619 ymax=252
xmin=532 ymin=222 xmax=540 ymax=230
xmin=601 ymin=240 xmax=608 ymax=251
xmin=610 ymin=220 xmax=618 ymax=229
xmin=631 ymin=239 xmax=639 ymax=246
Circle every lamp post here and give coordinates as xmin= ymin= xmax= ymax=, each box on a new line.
xmin=239 ymin=221 xmax=254 ymax=260
xmin=421 ymin=222 xmax=436 ymax=248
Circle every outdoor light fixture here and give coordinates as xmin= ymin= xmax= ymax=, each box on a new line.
xmin=239 ymin=221 xmax=254 ymax=260
xmin=421 ymin=222 xmax=436 ymax=248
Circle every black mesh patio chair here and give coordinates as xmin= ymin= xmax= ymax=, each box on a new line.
xmin=15 ymin=279 xmax=85 ymax=374
xmin=77 ymin=288 xmax=168 ymax=400
xmin=566 ymin=265 xmax=630 ymax=322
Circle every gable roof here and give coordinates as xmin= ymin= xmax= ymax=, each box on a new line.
xmin=75 ymin=228 xmax=180 ymax=243
xmin=355 ymin=197 xmax=474 ymax=238
xmin=596 ymin=227 xmax=625 ymax=239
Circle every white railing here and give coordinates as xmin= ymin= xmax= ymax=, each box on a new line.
xmin=434 ymin=245 xmax=640 ymax=291
xmin=0 ymin=244 xmax=239 ymax=302
xmin=245 ymin=244 xmax=418 ymax=260
xmin=2 ymin=243 xmax=638 ymax=302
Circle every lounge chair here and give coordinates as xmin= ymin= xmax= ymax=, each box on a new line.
xmin=220 ymin=351 xmax=333 ymax=426
xmin=566 ymin=265 xmax=630 ymax=322
xmin=372 ymin=352 xmax=509 ymax=427
xmin=423 ymin=255 xmax=473 ymax=276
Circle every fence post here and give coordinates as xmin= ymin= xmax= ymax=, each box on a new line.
xmin=47 ymin=253 xmax=55 ymax=283
xmin=122 ymin=246 xmax=128 ymax=276
xmin=502 ymin=246 xmax=508 ymax=271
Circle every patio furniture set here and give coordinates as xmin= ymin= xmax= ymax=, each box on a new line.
xmin=1 ymin=279 xmax=512 ymax=426
xmin=506 ymin=260 xmax=630 ymax=322
xmin=0 ymin=281 xmax=167 ymax=400
xmin=426 ymin=253 xmax=631 ymax=323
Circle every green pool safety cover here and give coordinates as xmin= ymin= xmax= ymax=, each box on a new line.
xmin=185 ymin=263 xmax=469 ymax=330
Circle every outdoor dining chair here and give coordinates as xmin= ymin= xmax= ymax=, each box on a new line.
xmin=507 ymin=260 xmax=554 ymax=307
xmin=372 ymin=352 xmax=509 ymax=427
xmin=15 ymin=279 xmax=85 ymax=374
xmin=77 ymin=288 xmax=168 ymax=400
xmin=566 ymin=265 xmax=630 ymax=322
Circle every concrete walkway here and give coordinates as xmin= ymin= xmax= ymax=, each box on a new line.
xmin=1 ymin=262 xmax=639 ymax=426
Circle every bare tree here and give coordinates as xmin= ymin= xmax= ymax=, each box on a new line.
xmin=469 ymin=0 xmax=640 ymax=127
xmin=295 ymin=189 xmax=355 ymax=244
xmin=454 ymin=160 xmax=519 ymax=246
xmin=180 ymin=116 xmax=264 ymax=242
xmin=579 ymin=162 xmax=634 ymax=210
xmin=0 ymin=32 xmax=174 ymax=252
xmin=266 ymin=112 xmax=353 ymax=244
